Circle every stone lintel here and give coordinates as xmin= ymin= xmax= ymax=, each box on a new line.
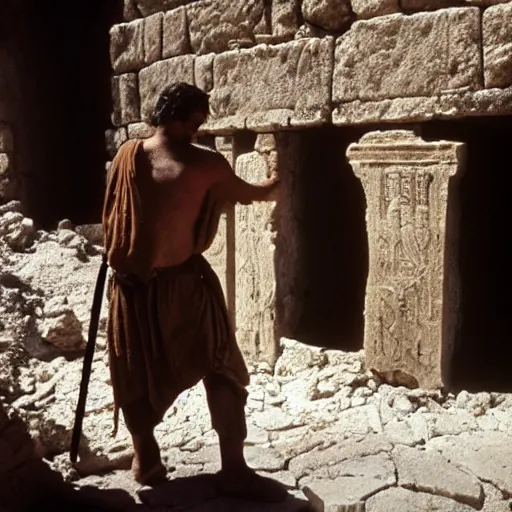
xmin=347 ymin=130 xmax=465 ymax=389
xmin=333 ymin=87 xmax=512 ymax=126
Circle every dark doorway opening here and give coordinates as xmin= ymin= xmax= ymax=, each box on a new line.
xmin=421 ymin=116 xmax=511 ymax=392
xmin=10 ymin=0 xmax=123 ymax=228
xmin=276 ymin=126 xmax=369 ymax=351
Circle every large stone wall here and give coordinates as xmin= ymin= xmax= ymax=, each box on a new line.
xmin=107 ymin=0 xmax=512 ymax=378
xmin=109 ymin=0 xmax=512 ymax=141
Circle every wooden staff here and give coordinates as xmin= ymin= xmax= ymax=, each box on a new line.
xmin=70 ymin=254 xmax=109 ymax=464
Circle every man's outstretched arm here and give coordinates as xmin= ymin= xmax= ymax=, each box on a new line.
xmin=211 ymin=155 xmax=280 ymax=205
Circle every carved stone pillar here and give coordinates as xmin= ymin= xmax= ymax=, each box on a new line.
xmin=347 ymin=130 xmax=465 ymax=389
xmin=235 ymin=134 xmax=279 ymax=365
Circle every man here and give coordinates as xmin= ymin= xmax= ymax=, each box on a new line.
xmin=102 ymin=83 xmax=286 ymax=501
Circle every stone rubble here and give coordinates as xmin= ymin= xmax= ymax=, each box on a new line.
xmin=0 ymin=200 xmax=511 ymax=511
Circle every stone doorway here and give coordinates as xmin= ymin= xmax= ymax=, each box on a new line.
xmin=275 ymin=126 xmax=369 ymax=352
xmin=7 ymin=0 xmax=122 ymax=228
xmin=421 ymin=116 xmax=511 ymax=392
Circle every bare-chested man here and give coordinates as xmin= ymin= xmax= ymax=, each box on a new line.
xmin=102 ymin=83 xmax=286 ymax=502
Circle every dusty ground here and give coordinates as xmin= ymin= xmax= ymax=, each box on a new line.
xmin=1 ymin=201 xmax=512 ymax=512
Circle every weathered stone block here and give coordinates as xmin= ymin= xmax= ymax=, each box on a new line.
xmin=333 ymin=9 xmax=482 ymax=103
xmin=393 ymin=445 xmax=483 ymax=508
xmin=352 ymin=0 xmax=399 ymax=19
xmin=426 ymin=431 xmax=512 ymax=498
xmin=127 ymin=122 xmax=154 ymax=139
xmin=333 ymin=86 xmax=512 ymax=125
xmin=162 ymin=7 xmax=191 ymax=58
xmin=111 ymin=74 xmax=141 ymax=127
xmin=207 ymin=38 xmax=333 ymax=132
xmin=272 ymin=0 xmax=300 ymax=37
xmin=347 ymin=130 xmax=465 ymax=389
xmin=302 ymin=453 xmax=396 ymax=510
xmin=138 ymin=56 xmax=195 ymax=122
xmin=110 ymin=20 xmax=145 ymax=74
xmin=195 ymin=54 xmax=214 ymax=93
xmin=0 ymin=124 xmax=13 ymax=152
xmin=187 ymin=0 xmax=268 ymax=55
xmin=483 ymin=2 xmax=512 ymax=89
xmin=144 ymin=12 xmax=163 ymax=65
xmin=0 ymin=153 xmax=10 ymax=175
xmin=302 ymin=0 xmax=352 ymax=32
xmin=235 ymin=136 xmax=278 ymax=364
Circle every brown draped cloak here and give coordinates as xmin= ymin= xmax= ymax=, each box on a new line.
xmin=102 ymin=140 xmax=249 ymax=435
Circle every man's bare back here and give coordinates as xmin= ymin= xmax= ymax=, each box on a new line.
xmin=139 ymin=137 xmax=227 ymax=269
xmin=139 ymin=133 xmax=278 ymax=271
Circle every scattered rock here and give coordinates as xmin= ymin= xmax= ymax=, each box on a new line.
xmin=38 ymin=309 xmax=85 ymax=352
xmin=275 ymin=338 xmax=329 ymax=376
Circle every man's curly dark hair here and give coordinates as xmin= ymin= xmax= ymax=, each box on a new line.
xmin=150 ymin=82 xmax=209 ymax=127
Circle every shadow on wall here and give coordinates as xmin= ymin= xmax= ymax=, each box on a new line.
xmin=421 ymin=116 xmax=511 ymax=392
xmin=275 ymin=126 xmax=369 ymax=352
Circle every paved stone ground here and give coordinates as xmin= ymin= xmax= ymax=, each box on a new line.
xmin=59 ymin=340 xmax=512 ymax=512
xmin=2 ymin=205 xmax=512 ymax=511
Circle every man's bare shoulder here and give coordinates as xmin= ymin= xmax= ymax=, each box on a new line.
xmin=191 ymin=143 xmax=230 ymax=171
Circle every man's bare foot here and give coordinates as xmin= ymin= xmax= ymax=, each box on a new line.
xmin=215 ymin=467 xmax=288 ymax=502
xmin=132 ymin=456 xmax=168 ymax=486
xmin=131 ymin=433 xmax=167 ymax=486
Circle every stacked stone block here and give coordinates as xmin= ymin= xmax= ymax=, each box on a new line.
xmin=109 ymin=0 xmax=512 ymax=139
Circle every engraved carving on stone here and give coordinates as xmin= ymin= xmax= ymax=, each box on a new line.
xmin=347 ymin=131 xmax=465 ymax=389
xmin=235 ymin=136 xmax=278 ymax=364
xmin=376 ymin=169 xmax=436 ymax=366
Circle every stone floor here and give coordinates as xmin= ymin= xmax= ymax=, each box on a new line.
xmin=69 ymin=427 xmax=512 ymax=512
xmin=51 ymin=339 xmax=512 ymax=512
xmin=2 ymin=205 xmax=512 ymax=511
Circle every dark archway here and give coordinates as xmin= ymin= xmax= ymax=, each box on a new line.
xmin=421 ymin=116 xmax=512 ymax=391
xmin=276 ymin=126 xmax=370 ymax=351
xmin=9 ymin=0 xmax=123 ymax=228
